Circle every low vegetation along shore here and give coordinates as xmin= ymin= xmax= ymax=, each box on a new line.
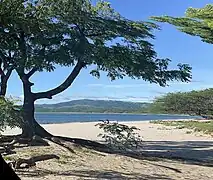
xmin=151 ymin=120 xmax=213 ymax=135
xmin=2 ymin=120 xmax=213 ymax=180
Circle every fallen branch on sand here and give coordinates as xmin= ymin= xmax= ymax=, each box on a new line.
xmin=8 ymin=154 xmax=60 ymax=169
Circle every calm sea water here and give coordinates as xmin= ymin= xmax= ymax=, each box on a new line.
xmin=35 ymin=113 xmax=198 ymax=124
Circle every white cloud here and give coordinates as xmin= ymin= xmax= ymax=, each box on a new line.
xmin=87 ymin=83 xmax=151 ymax=89
xmin=88 ymin=80 xmax=206 ymax=89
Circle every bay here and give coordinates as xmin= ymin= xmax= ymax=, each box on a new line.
xmin=35 ymin=113 xmax=198 ymax=124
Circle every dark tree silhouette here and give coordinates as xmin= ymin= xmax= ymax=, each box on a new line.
xmin=0 ymin=154 xmax=20 ymax=179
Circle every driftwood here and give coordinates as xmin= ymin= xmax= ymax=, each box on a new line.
xmin=8 ymin=154 xmax=60 ymax=169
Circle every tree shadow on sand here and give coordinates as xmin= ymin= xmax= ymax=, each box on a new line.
xmin=124 ymin=140 xmax=213 ymax=167
xmin=4 ymin=136 xmax=213 ymax=179
xmin=17 ymin=169 xmax=174 ymax=180
xmin=13 ymin=140 xmax=213 ymax=179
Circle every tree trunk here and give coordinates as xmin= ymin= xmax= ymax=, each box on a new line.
xmin=0 ymin=68 xmax=13 ymax=96
xmin=21 ymin=83 xmax=52 ymax=138
xmin=21 ymin=80 xmax=35 ymax=138
xmin=18 ymin=61 xmax=85 ymax=138
xmin=0 ymin=76 xmax=7 ymax=96
xmin=34 ymin=119 xmax=52 ymax=138
xmin=21 ymin=104 xmax=52 ymax=138
xmin=21 ymin=96 xmax=34 ymax=137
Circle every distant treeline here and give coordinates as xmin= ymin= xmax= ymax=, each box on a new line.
xmin=35 ymin=99 xmax=150 ymax=113
xmin=149 ymin=88 xmax=213 ymax=118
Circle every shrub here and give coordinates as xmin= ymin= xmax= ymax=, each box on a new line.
xmin=0 ymin=96 xmax=23 ymax=133
xmin=96 ymin=120 xmax=142 ymax=151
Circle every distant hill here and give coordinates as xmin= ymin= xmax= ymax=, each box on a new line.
xmin=35 ymin=99 xmax=150 ymax=113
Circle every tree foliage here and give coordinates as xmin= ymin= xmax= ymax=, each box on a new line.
xmin=0 ymin=0 xmax=192 ymax=89
xmin=151 ymin=88 xmax=213 ymax=117
xmin=149 ymin=5 xmax=213 ymax=118
xmin=152 ymin=4 xmax=213 ymax=44
xmin=0 ymin=97 xmax=23 ymax=132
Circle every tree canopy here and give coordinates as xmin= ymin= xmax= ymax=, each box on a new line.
xmin=0 ymin=0 xmax=191 ymax=90
xmin=150 ymin=88 xmax=213 ymax=117
xmin=152 ymin=4 xmax=213 ymax=44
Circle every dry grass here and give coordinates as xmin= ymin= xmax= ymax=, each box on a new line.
xmin=151 ymin=120 xmax=213 ymax=135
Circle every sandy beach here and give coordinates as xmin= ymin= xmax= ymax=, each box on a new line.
xmin=3 ymin=120 xmax=213 ymax=180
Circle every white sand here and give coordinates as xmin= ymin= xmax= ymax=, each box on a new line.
xmin=3 ymin=120 xmax=212 ymax=141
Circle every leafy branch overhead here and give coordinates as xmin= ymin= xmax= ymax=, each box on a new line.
xmin=152 ymin=4 xmax=213 ymax=44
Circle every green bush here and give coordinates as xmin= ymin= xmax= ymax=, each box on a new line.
xmin=96 ymin=120 xmax=142 ymax=151
xmin=0 ymin=96 xmax=23 ymax=132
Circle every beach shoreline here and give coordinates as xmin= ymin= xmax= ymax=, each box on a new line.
xmin=2 ymin=118 xmax=206 ymax=141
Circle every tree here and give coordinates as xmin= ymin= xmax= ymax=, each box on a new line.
xmin=0 ymin=0 xmax=191 ymax=138
xmin=0 ymin=63 xmax=13 ymax=96
xmin=151 ymin=89 xmax=213 ymax=118
xmin=151 ymin=4 xmax=213 ymax=117
xmin=152 ymin=4 xmax=213 ymax=44
xmin=0 ymin=97 xmax=23 ymax=132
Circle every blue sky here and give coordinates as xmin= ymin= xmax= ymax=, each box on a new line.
xmin=7 ymin=0 xmax=213 ymax=104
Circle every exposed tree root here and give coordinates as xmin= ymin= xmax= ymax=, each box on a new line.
xmin=8 ymin=154 xmax=60 ymax=169
xmin=48 ymin=137 xmax=75 ymax=153
xmin=51 ymin=136 xmax=111 ymax=153
xmin=0 ymin=135 xmax=21 ymax=143
xmin=0 ymin=122 xmax=111 ymax=159
xmin=0 ymin=134 xmax=110 ymax=155
xmin=0 ymin=138 xmax=19 ymax=155
xmin=0 ymin=135 xmax=50 ymax=157
xmin=29 ymin=135 xmax=49 ymax=146
xmin=0 ymin=135 xmax=49 ymax=149
xmin=0 ymin=146 xmax=16 ymax=155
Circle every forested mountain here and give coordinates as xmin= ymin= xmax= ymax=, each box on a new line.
xmin=35 ymin=99 xmax=150 ymax=113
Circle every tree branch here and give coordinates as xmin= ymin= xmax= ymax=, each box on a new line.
xmin=0 ymin=50 xmax=10 ymax=67
xmin=0 ymin=67 xmax=5 ymax=76
xmin=16 ymin=69 xmax=35 ymax=88
xmin=16 ymin=68 xmax=25 ymax=81
xmin=26 ymin=67 xmax=38 ymax=79
xmin=34 ymin=61 xmax=85 ymax=100
xmin=5 ymin=68 xmax=13 ymax=80
xmin=86 ymin=33 xmax=106 ymax=37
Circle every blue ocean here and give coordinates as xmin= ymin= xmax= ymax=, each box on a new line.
xmin=35 ymin=113 xmax=197 ymax=124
